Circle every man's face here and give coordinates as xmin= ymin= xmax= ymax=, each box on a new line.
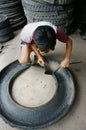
xmin=39 ymin=49 xmax=51 ymax=55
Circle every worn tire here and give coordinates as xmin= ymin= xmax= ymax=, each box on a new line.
xmin=35 ymin=0 xmax=74 ymax=5
xmin=0 ymin=59 xmax=75 ymax=129
xmin=0 ymin=15 xmax=9 ymax=29
xmin=55 ymin=0 xmax=74 ymax=5
xmin=0 ymin=15 xmax=14 ymax=43
xmin=0 ymin=33 xmax=14 ymax=43
xmin=0 ymin=26 xmax=13 ymax=36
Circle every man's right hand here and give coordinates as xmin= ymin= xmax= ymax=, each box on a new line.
xmin=31 ymin=43 xmax=46 ymax=66
xmin=37 ymin=56 xmax=46 ymax=67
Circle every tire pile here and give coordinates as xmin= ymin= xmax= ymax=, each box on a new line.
xmin=0 ymin=0 xmax=27 ymax=31
xmin=21 ymin=0 xmax=75 ymax=34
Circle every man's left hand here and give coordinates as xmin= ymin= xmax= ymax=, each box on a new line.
xmin=60 ymin=58 xmax=70 ymax=68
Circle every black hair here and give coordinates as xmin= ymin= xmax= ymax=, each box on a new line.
xmin=33 ymin=25 xmax=56 ymax=51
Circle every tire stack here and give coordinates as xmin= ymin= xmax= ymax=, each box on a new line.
xmin=21 ymin=0 xmax=75 ymax=34
xmin=0 ymin=0 xmax=27 ymax=31
xmin=0 ymin=15 xmax=14 ymax=43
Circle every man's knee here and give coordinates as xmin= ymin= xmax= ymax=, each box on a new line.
xmin=18 ymin=58 xmax=28 ymax=64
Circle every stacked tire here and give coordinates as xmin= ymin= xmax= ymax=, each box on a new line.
xmin=36 ymin=0 xmax=74 ymax=5
xmin=0 ymin=15 xmax=14 ymax=43
xmin=22 ymin=0 xmax=75 ymax=34
xmin=0 ymin=0 xmax=27 ymax=31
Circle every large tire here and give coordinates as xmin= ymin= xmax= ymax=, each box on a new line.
xmin=0 ymin=16 xmax=9 ymax=29
xmin=0 ymin=58 xmax=75 ymax=129
xmin=0 ymin=33 xmax=14 ymax=43
xmin=55 ymin=0 xmax=74 ymax=5
xmin=0 ymin=26 xmax=13 ymax=36
xmin=0 ymin=15 xmax=14 ymax=43
xmin=35 ymin=0 xmax=74 ymax=5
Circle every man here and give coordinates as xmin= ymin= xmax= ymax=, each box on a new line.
xmin=18 ymin=21 xmax=72 ymax=68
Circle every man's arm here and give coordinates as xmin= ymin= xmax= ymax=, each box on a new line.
xmin=31 ymin=43 xmax=46 ymax=66
xmin=60 ymin=37 xmax=72 ymax=68
xmin=18 ymin=44 xmax=31 ymax=64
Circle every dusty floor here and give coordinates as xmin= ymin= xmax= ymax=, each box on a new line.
xmin=0 ymin=29 xmax=86 ymax=130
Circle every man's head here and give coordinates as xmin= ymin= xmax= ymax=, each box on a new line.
xmin=33 ymin=25 xmax=56 ymax=52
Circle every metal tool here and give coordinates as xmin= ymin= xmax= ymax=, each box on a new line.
xmin=33 ymin=55 xmax=82 ymax=75
xmin=45 ymin=61 xmax=82 ymax=75
xmin=45 ymin=64 xmax=61 ymax=75
xmin=44 ymin=63 xmax=53 ymax=75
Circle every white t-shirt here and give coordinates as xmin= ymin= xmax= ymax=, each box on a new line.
xmin=20 ymin=21 xmax=57 ymax=43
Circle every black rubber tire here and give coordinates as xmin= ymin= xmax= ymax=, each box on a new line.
xmin=0 ymin=15 xmax=9 ymax=29
xmin=0 ymin=26 xmax=13 ymax=36
xmin=0 ymin=0 xmax=21 ymax=9
xmin=22 ymin=0 xmax=74 ymax=12
xmin=0 ymin=33 xmax=14 ymax=43
xmin=0 ymin=15 xmax=14 ymax=43
xmin=0 ymin=59 xmax=75 ymax=129
xmin=35 ymin=0 xmax=74 ymax=5
xmin=0 ymin=0 xmax=20 ymax=4
xmin=55 ymin=0 xmax=74 ymax=5
xmin=11 ymin=19 xmax=27 ymax=31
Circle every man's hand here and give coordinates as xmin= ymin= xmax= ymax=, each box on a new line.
xmin=37 ymin=56 xmax=46 ymax=67
xmin=31 ymin=43 xmax=46 ymax=66
xmin=60 ymin=58 xmax=70 ymax=68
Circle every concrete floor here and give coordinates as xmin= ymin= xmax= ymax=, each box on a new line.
xmin=0 ymin=30 xmax=86 ymax=130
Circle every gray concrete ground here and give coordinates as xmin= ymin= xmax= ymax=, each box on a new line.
xmin=0 ymin=30 xmax=86 ymax=130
